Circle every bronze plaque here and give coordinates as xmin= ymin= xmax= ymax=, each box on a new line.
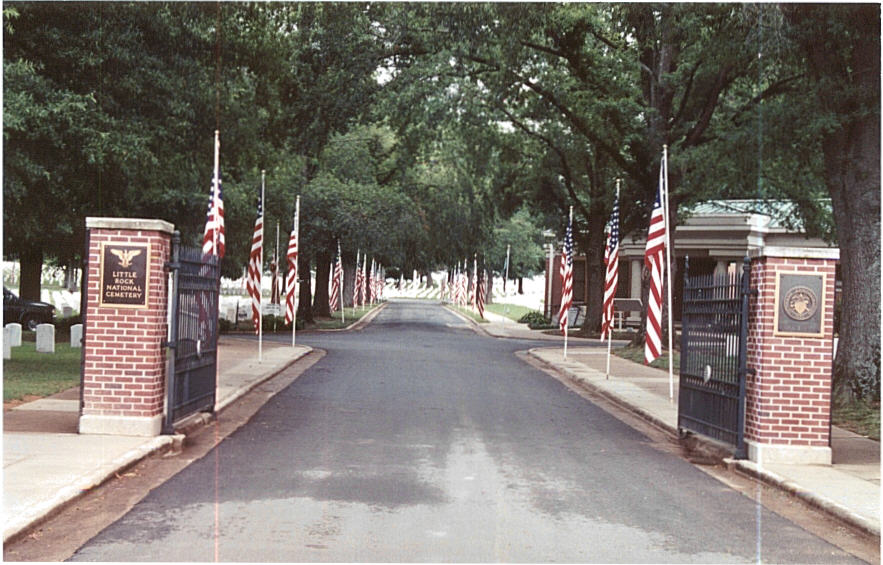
xmin=774 ymin=272 xmax=826 ymax=336
xmin=99 ymin=243 xmax=150 ymax=308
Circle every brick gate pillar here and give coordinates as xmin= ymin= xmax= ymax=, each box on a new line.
xmin=746 ymin=246 xmax=839 ymax=465
xmin=79 ymin=218 xmax=174 ymax=436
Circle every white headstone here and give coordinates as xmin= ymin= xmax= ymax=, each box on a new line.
xmin=62 ymin=306 xmax=74 ymax=318
xmin=36 ymin=324 xmax=55 ymax=353
xmin=6 ymin=323 xmax=22 ymax=347
xmin=4 ymin=326 xmax=11 ymax=360
xmin=70 ymin=323 xmax=83 ymax=348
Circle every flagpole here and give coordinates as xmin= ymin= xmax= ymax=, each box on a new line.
xmin=504 ymin=244 xmax=510 ymax=294
xmin=292 ymin=195 xmax=300 ymax=348
xmin=564 ymin=206 xmax=572 ymax=361
xmin=662 ymin=146 xmax=674 ymax=402
xmin=473 ymin=254 xmax=478 ymax=314
xmin=212 ymin=130 xmax=220 ymax=250
xmin=353 ymin=250 xmax=359 ymax=317
xmin=606 ymin=179 xmax=620 ymax=380
xmin=339 ymin=242 xmax=345 ymax=326
xmin=259 ymin=170 xmax=265 ymax=363
xmin=275 ymin=221 xmax=280 ymax=308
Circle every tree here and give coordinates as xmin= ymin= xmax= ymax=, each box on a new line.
xmin=781 ymin=5 xmax=880 ymax=402
xmin=489 ymin=207 xmax=547 ymax=294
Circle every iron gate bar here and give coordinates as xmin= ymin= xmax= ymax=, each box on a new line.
xmin=677 ymin=257 xmax=751 ymax=458
xmin=163 ymin=232 xmax=220 ymax=434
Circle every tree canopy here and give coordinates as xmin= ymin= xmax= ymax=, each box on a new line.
xmin=3 ymin=2 xmax=878 ymax=399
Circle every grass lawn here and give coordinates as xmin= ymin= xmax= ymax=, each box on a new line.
xmin=3 ymin=342 xmax=81 ymax=402
xmin=484 ymin=302 xmax=534 ymax=322
xmin=447 ymin=304 xmax=489 ymax=324
xmin=833 ymin=400 xmax=880 ymax=440
xmin=613 ymin=344 xmax=681 ymax=374
xmin=309 ymin=304 xmax=381 ymax=330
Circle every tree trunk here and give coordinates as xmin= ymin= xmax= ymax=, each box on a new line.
xmin=19 ymin=247 xmax=43 ymax=301
xmin=584 ymin=250 xmax=604 ymax=334
xmin=825 ymin=118 xmax=880 ymax=402
xmin=517 ymin=276 xmax=523 ymax=294
xmin=343 ymin=255 xmax=356 ymax=308
xmin=313 ymin=250 xmax=331 ymax=318
xmin=785 ymin=5 xmax=881 ymax=402
xmin=297 ymin=252 xmax=314 ymax=324
xmin=486 ymin=271 xmax=494 ymax=305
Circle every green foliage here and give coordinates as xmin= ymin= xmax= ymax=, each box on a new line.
xmin=4 ymin=4 xmax=875 ymax=395
xmin=3 ymin=342 xmax=81 ymax=402
xmin=832 ymin=400 xmax=880 ymax=441
xmin=485 ymin=302 xmax=534 ymax=323
xmin=261 ymin=315 xmax=286 ymax=332
xmin=310 ymin=305 xmax=378 ymax=329
xmin=218 ymin=318 xmax=235 ymax=334
xmin=614 ymin=345 xmax=681 ymax=374
xmin=53 ymin=315 xmax=82 ymax=339
xmin=488 ymin=207 xmax=547 ymax=277
xmin=518 ymin=311 xmax=552 ymax=329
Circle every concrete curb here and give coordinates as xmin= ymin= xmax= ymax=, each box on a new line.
xmin=525 ymin=347 xmax=881 ymax=541
xmin=525 ymin=348 xmax=679 ymax=438
xmin=316 ymin=302 xmax=388 ymax=332
xmin=729 ymin=459 xmax=881 ymax=538
xmin=214 ymin=346 xmax=313 ymax=413
xmin=4 ymin=435 xmax=177 ymax=543
xmin=442 ymin=304 xmax=492 ymax=336
xmin=4 ymin=346 xmax=315 ymax=544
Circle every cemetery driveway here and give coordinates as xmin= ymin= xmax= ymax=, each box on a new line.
xmin=66 ymin=300 xmax=868 ymax=563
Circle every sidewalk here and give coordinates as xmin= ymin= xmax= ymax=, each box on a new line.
xmin=528 ymin=345 xmax=879 ymax=538
xmin=475 ymin=310 xmax=880 ymax=538
xmin=3 ymin=336 xmax=312 ymax=543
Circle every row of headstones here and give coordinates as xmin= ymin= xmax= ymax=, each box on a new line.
xmin=3 ymin=323 xmax=83 ymax=359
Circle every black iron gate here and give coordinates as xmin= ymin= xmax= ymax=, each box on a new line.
xmin=677 ymin=257 xmax=753 ymax=458
xmin=164 ymin=233 xmax=220 ymax=433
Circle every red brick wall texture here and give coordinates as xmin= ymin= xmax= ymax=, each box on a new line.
xmin=82 ymin=229 xmax=170 ymax=419
xmin=746 ymin=257 xmax=836 ymax=447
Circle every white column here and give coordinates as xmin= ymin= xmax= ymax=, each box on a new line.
xmin=630 ymin=259 xmax=642 ymax=299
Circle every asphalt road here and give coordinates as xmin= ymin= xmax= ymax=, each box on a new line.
xmin=70 ymin=300 xmax=861 ymax=562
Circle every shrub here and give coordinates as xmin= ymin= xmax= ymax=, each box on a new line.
xmin=53 ymin=315 xmax=83 ymax=339
xmin=518 ymin=310 xmax=552 ymax=329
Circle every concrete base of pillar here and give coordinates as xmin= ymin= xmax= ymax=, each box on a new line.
xmin=747 ymin=439 xmax=832 ymax=465
xmin=79 ymin=413 xmax=162 ymax=437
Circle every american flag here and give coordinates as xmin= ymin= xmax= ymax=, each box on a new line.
xmin=246 ymin=191 xmax=263 ymax=334
xmin=471 ymin=259 xmax=477 ymax=312
xmin=360 ymin=258 xmax=368 ymax=307
xmin=201 ymin=132 xmax=225 ymax=258
xmin=284 ymin=221 xmax=298 ymax=325
xmin=353 ymin=252 xmax=363 ymax=308
xmin=644 ymin=160 xmax=667 ymax=364
xmin=376 ymin=264 xmax=383 ymax=300
xmin=461 ymin=263 xmax=468 ymax=307
xmin=558 ymin=211 xmax=574 ymax=334
xmin=367 ymin=259 xmax=374 ymax=304
xmin=329 ymin=242 xmax=342 ymax=312
xmin=477 ymin=269 xmax=486 ymax=319
xmin=458 ymin=264 xmax=466 ymax=307
xmin=601 ymin=191 xmax=620 ymax=340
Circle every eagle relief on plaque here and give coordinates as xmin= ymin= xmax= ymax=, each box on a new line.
xmin=775 ymin=272 xmax=826 ymax=337
xmin=99 ymin=243 xmax=150 ymax=308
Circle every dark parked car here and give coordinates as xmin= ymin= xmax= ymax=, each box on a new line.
xmin=4 ymin=287 xmax=55 ymax=330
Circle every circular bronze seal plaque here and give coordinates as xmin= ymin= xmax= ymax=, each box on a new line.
xmin=783 ymin=285 xmax=818 ymax=321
